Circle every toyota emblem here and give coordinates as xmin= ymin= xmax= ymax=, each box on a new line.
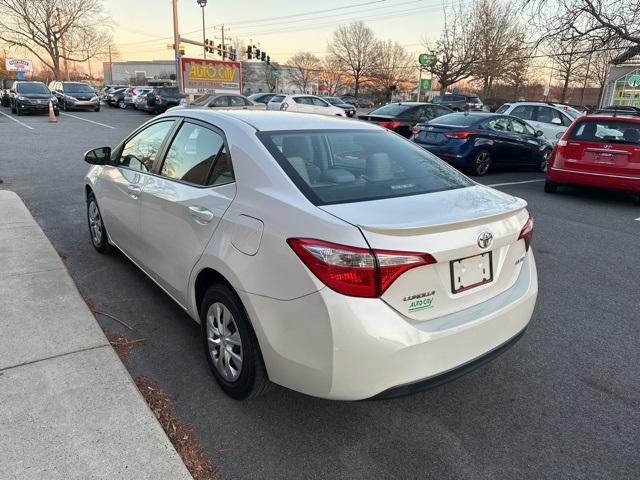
xmin=477 ymin=231 xmax=493 ymax=249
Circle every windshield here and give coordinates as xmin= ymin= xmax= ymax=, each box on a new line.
xmin=17 ymin=83 xmax=49 ymax=94
xmin=192 ymin=95 xmax=214 ymax=106
xmin=258 ymin=130 xmax=472 ymax=205
xmin=369 ymin=104 xmax=412 ymax=116
xmin=570 ymin=119 xmax=640 ymax=145
xmin=430 ymin=113 xmax=483 ymax=126
xmin=63 ymin=83 xmax=94 ymax=93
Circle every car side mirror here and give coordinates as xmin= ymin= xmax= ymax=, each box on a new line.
xmin=84 ymin=147 xmax=111 ymax=165
xmin=551 ymin=117 xmax=562 ymax=125
xmin=535 ymin=130 xmax=544 ymax=137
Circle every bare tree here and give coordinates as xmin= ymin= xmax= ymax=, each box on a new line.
xmin=371 ymin=40 xmax=414 ymax=101
xmin=523 ymin=0 xmax=640 ymax=48
xmin=589 ymin=41 xmax=628 ymax=106
xmin=472 ymin=0 xmax=527 ymax=98
xmin=547 ymin=37 xmax=588 ymax=103
xmin=328 ymin=21 xmax=377 ymax=98
xmin=425 ymin=1 xmax=479 ymax=95
xmin=287 ymin=52 xmax=321 ymax=93
xmin=0 ymin=0 xmax=112 ymax=79
xmin=505 ymin=41 xmax=534 ymax=100
xmin=319 ymin=56 xmax=346 ymax=95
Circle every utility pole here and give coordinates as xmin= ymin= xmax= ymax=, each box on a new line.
xmin=197 ymin=0 xmax=207 ymax=59
xmin=172 ymin=0 xmax=183 ymax=93
xmin=56 ymin=7 xmax=70 ymax=80
xmin=221 ymin=24 xmax=226 ymax=60
xmin=108 ymin=45 xmax=113 ymax=84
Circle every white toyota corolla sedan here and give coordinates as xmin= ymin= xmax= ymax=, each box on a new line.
xmin=84 ymin=110 xmax=538 ymax=400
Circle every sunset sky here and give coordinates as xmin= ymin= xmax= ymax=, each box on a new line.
xmin=106 ymin=0 xmax=446 ymax=64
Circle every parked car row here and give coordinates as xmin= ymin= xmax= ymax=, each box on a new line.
xmin=1 ymin=81 xmax=59 ymax=116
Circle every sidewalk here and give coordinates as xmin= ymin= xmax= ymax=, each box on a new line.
xmin=0 ymin=190 xmax=192 ymax=480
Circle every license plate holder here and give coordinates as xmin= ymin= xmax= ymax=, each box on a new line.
xmin=450 ymin=252 xmax=493 ymax=293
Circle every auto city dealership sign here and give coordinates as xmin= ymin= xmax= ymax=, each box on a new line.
xmin=180 ymin=57 xmax=241 ymax=94
xmin=6 ymin=58 xmax=33 ymax=72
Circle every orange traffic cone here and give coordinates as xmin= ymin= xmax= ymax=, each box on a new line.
xmin=48 ymin=99 xmax=57 ymax=123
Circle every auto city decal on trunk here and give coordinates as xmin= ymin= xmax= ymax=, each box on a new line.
xmin=403 ymin=290 xmax=436 ymax=313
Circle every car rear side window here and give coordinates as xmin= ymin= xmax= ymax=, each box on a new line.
xmin=511 ymin=105 xmax=535 ymax=121
xmin=570 ymin=120 xmax=640 ymax=145
xmin=160 ymin=122 xmax=229 ymax=186
xmin=258 ymin=130 xmax=472 ymax=205
xmin=495 ymin=104 xmax=510 ymax=114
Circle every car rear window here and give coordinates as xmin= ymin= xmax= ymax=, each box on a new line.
xmin=269 ymin=95 xmax=285 ymax=103
xmin=257 ymin=130 xmax=472 ymax=205
xmin=569 ymin=119 xmax=640 ymax=145
xmin=430 ymin=113 xmax=482 ymax=126
xmin=368 ymin=104 xmax=412 ymax=116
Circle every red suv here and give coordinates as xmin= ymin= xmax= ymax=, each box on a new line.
xmin=545 ymin=114 xmax=640 ymax=198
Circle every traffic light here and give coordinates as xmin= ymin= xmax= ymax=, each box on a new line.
xmin=260 ymin=51 xmax=266 ymax=62
xmin=204 ymin=39 xmax=215 ymax=54
xmin=266 ymin=56 xmax=270 ymax=64
xmin=255 ymin=48 xmax=261 ymax=60
xmin=216 ymin=44 xmax=223 ymax=56
xmin=246 ymin=45 xmax=252 ymax=57
xmin=228 ymin=47 xmax=237 ymax=61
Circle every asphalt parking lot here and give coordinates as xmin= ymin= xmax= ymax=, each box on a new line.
xmin=1 ymin=106 xmax=639 ymax=480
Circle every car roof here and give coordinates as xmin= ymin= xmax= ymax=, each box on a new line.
xmin=580 ymin=114 xmax=640 ymax=122
xmin=170 ymin=109 xmax=380 ymax=132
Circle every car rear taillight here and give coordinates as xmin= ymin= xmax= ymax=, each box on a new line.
xmin=287 ymin=238 xmax=436 ymax=298
xmin=155 ymin=95 xmax=161 ymax=102
xmin=378 ymin=121 xmax=401 ymax=130
xmin=518 ymin=215 xmax=534 ymax=251
xmin=411 ymin=125 xmax=423 ymax=135
xmin=444 ymin=130 xmax=472 ymax=139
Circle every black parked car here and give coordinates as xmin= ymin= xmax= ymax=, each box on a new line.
xmin=432 ymin=94 xmax=483 ymax=111
xmin=411 ymin=112 xmax=552 ymax=176
xmin=1 ymin=88 xmax=10 ymax=107
xmin=100 ymin=84 xmax=127 ymax=101
xmin=49 ymin=81 xmax=100 ymax=111
xmin=9 ymin=81 xmax=59 ymax=116
xmin=142 ymin=87 xmax=187 ymax=114
xmin=339 ymin=95 xmax=374 ymax=108
xmin=358 ymin=102 xmax=453 ymax=137
xmin=324 ymin=96 xmax=356 ymax=117
xmin=247 ymin=92 xmax=278 ymax=104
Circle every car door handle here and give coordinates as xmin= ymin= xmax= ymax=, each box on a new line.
xmin=188 ymin=206 xmax=215 ymax=224
xmin=127 ymin=185 xmax=142 ymax=199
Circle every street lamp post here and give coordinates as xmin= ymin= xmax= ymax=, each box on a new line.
xmin=197 ymin=0 xmax=207 ymax=59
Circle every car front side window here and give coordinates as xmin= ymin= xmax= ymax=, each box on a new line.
xmin=117 ymin=121 xmax=175 ymax=172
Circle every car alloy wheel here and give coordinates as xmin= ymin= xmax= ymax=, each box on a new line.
xmin=472 ymin=150 xmax=491 ymax=176
xmin=540 ymin=150 xmax=551 ymax=172
xmin=87 ymin=193 xmax=112 ymax=253
xmin=206 ymin=302 xmax=243 ymax=382
xmin=118 ymin=99 xmax=125 ymax=109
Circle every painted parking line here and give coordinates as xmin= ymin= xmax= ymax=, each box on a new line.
xmin=486 ymin=179 xmax=545 ymax=187
xmin=60 ymin=112 xmax=115 ymax=129
xmin=0 ymin=110 xmax=34 ymax=130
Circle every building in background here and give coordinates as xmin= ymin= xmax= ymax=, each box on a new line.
xmin=102 ymin=60 xmax=177 ymax=86
xmin=601 ymin=47 xmax=640 ymax=107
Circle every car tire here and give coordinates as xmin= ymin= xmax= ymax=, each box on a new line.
xmin=470 ymin=150 xmax=491 ymax=176
xmin=15 ymin=106 xmax=21 ymax=116
xmin=54 ymin=110 xmax=59 ymax=116
xmin=94 ymin=107 xmax=100 ymax=112
xmin=540 ymin=150 xmax=551 ymax=172
xmin=87 ymin=193 xmax=113 ymax=254
xmin=62 ymin=101 xmax=68 ymax=112
xmin=200 ymin=284 xmax=272 ymax=400
xmin=544 ymin=179 xmax=558 ymax=193
xmin=117 ymin=99 xmax=125 ymax=109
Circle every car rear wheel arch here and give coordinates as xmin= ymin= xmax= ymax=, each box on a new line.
xmin=195 ymin=268 xmax=239 ymax=320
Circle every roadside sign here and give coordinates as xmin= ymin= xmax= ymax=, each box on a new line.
xmin=418 ymin=53 xmax=437 ymax=67
xmin=543 ymin=86 xmax=550 ymax=97
xmin=16 ymin=71 xmax=26 ymax=80
xmin=272 ymin=70 xmax=282 ymax=79
xmin=180 ymin=57 xmax=242 ymax=94
xmin=6 ymin=58 xmax=33 ymax=72
xmin=420 ymin=79 xmax=432 ymax=90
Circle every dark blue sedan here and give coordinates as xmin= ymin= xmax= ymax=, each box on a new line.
xmin=411 ymin=112 xmax=553 ymax=176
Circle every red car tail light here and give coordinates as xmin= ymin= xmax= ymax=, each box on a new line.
xmin=444 ymin=130 xmax=472 ymax=139
xmin=518 ymin=215 xmax=534 ymax=251
xmin=287 ymin=238 xmax=436 ymax=298
xmin=155 ymin=95 xmax=162 ymax=102
xmin=411 ymin=126 xmax=423 ymax=135
xmin=378 ymin=121 xmax=401 ymax=130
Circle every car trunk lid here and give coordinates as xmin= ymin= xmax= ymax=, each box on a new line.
xmin=319 ymin=185 xmax=531 ymax=321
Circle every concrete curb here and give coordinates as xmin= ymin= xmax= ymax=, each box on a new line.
xmin=0 ymin=190 xmax=192 ymax=480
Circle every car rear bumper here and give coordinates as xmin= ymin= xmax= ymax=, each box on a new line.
xmin=240 ymin=249 xmax=537 ymax=400
xmin=548 ymin=166 xmax=640 ymax=192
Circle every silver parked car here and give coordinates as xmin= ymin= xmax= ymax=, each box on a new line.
xmin=83 ymin=111 xmax=537 ymax=400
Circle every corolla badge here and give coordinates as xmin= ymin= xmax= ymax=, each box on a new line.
xmin=477 ymin=231 xmax=493 ymax=249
